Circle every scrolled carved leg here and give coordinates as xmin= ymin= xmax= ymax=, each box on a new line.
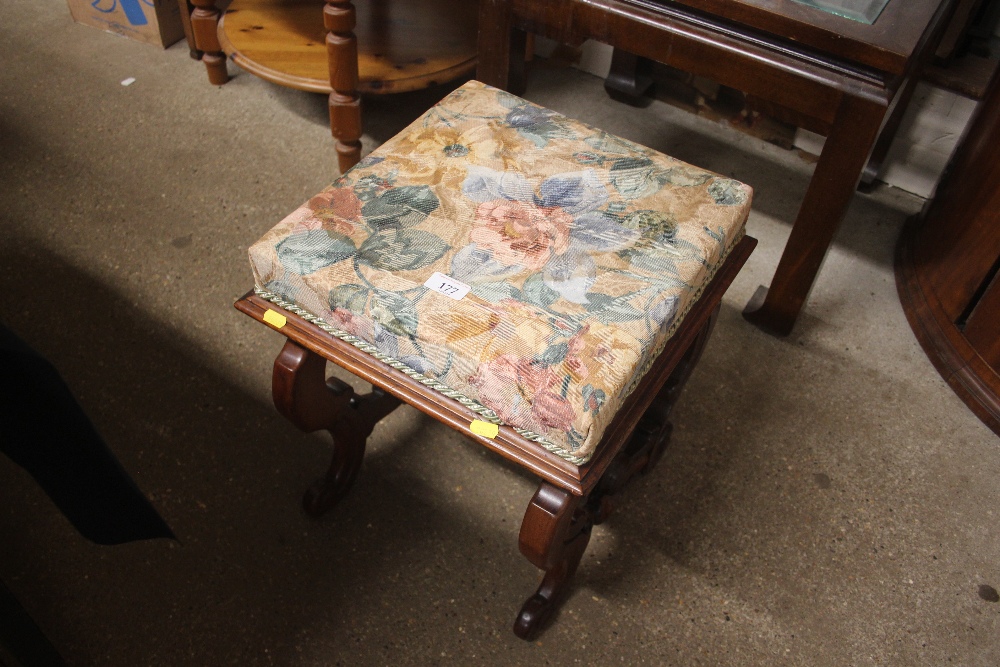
xmin=325 ymin=1 xmax=363 ymax=173
xmin=513 ymin=309 xmax=721 ymax=638
xmin=272 ymin=340 xmax=401 ymax=517
xmin=514 ymin=484 xmax=591 ymax=640
xmin=190 ymin=0 xmax=229 ymax=85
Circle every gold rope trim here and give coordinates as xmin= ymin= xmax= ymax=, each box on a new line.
xmin=253 ymin=287 xmax=589 ymax=465
xmin=620 ymin=228 xmax=745 ymax=399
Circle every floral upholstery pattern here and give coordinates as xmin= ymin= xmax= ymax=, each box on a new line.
xmin=249 ymin=81 xmax=752 ymax=464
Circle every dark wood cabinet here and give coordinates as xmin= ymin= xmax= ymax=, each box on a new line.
xmin=896 ymin=65 xmax=1000 ymax=436
xmin=478 ymin=0 xmax=959 ymax=335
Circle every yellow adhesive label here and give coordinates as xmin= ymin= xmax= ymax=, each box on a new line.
xmin=263 ymin=309 xmax=287 ymax=329
xmin=469 ymin=420 xmax=499 ymax=439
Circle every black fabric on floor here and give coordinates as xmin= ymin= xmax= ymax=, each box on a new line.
xmin=0 ymin=323 xmax=174 ymax=546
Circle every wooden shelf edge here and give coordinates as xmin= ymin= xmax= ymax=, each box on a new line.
xmin=217 ymin=3 xmax=477 ymax=95
xmin=225 ymin=49 xmax=477 ymax=95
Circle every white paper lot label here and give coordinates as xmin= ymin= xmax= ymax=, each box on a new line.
xmin=424 ymin=272 xmax=471 ymax=300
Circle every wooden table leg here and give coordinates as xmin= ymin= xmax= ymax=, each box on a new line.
xmin=325 ymin=0 xmax=363 ymax=173
xmin=477 ymin=0 xmax=527 ymax=95
xmin=743 ymin=91 xmax=887 ymax=336
xmin=604 ymin=48 xmax=654 ymax=106
xmin=272 ymin=340 xmax=401 ymax=516
xmin=176 ymin=0 xmax=201 ymax=60
xmin=190 ymin=0 xmax=229 ymax=85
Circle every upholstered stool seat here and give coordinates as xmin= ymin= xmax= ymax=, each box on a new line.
xmin=236 ymin=81 xmax=755 ymax=639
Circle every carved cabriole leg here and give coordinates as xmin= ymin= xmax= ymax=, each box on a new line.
xmin=513 ymin=310 xmax=720 ymax=639
xmin=325 ymin=1 xmax=363 ymax=173
xmin=190 ymin=0 xmax=229 ymax=85
xmin=272 ymin=340 xmax=401 ymax=516
xmin=514 ymin=483 xmax=591 ymax=640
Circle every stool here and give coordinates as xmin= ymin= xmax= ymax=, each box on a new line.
xmin=235 ymin=81 xmax=755 ymax=639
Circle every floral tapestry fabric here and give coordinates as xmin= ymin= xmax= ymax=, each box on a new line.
xmin=249 ymin=80 xmax=752 ymax=464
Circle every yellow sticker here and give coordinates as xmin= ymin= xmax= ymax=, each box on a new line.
xmin=469 ymin=420 xmax=499 ymax=439
xmin=263 ymin=309 xmax=287 ymax=329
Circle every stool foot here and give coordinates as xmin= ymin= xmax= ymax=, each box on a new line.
xmin=514 ymin=526 xmax=590 ymax=640
xmin=515 ymin=484 xmax=591 ymax=640
xmin=271 ymin=340 xmax=401 ymax=517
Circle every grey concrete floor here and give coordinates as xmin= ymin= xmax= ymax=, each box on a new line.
xmin=2 ymin=2 xmax=999 ymax=665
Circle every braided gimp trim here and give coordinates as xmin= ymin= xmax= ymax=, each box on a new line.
xmin=253 ymin=287 xmax=590 ymax=465
xmin=619 ymin=228 xmax=745 ymax=400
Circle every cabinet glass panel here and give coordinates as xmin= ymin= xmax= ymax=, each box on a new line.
xmin=789 ymin=0 xmax=891 ymax=23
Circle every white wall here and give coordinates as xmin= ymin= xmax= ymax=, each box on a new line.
xmin=793 ymin=84 xmax=977 ymax=198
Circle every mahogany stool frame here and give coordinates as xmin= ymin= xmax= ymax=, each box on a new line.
xmin=235 ymin=235 xmax=756 ymax=639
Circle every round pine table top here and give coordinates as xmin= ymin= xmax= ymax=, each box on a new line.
xmin=219 ymin=0 xmax=478 ymax=94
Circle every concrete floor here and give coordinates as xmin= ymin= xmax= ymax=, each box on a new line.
xmin=2 ymin=2 xmax=999 ymax=665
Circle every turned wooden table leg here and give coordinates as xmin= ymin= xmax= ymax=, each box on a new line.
xmin=325 ymin=0 xmax=363 ymax=173
xmin=272 ymin=340 xmax=401 ymax=516
xmin=190 ymin=0 xmax=228 ymax=85
xmin=743 ymin=92 xmax=886 ymax=336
